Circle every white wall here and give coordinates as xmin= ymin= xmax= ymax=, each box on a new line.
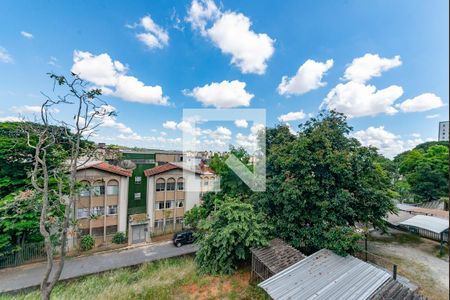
xmin=147 ymin=176 xmax=155 ymax=228
xmin=118 ymin=176 xmax=129 ymax=233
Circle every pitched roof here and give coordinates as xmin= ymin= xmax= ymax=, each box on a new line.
xmin=251 ymin=239 xmax=306 ymax=274
xmin=144 ymin=162 xmax=216 ymax=177
xmin=77 ymin=161 xmax=132 ymax=177
xmin=369 ymin=279 xmax=425 ymax=300
xmin=144 ymin=163 xmax=180 ymax=177
xmin=397 ymin=203 xmax=449 ymax=219
xmin=400 ymin=214 xmax=449 ymax=234
xmin=259 ymin=249 xmax=392 ymax=300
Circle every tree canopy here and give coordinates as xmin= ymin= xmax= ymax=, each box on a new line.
xmin=395 ymin=143 xmax=449 ymax=202
xmin=253 ymin=111 xmax=394 ymax=254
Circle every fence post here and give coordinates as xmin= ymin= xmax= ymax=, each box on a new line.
xmin=393 ymin=264 xmax=397 ymax=280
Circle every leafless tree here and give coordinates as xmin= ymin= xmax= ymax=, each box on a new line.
xmin=27 ymin=73 xmax=113 ymax=300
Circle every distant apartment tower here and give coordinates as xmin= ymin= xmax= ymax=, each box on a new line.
xmin=438 ymin=121 xmax=449 ymax=141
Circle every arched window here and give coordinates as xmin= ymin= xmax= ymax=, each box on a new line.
xmin=167 ymin=178 xmax=176 ymax=191
xmin=106 ymin=180 xmax=119 ymax=196
xmin=156 ymin=178 xmax=165 ymax=191
xmin=177 ymin=177 xmax=184 ymax=191
xmin=92 ymin=181 xmax=105 ymax=196
xmin=79 ymin=181 xmax=90 ymax=197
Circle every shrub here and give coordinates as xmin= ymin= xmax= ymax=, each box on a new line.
xmin=112 ymin=232 xmax=127 ymax=244
xmin=80 ymin=235 xmax=95 ymax=251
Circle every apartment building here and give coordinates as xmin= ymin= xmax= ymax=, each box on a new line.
xmin=438 ymin=121 xmax=449 ymax=141
xmin=74 ymin=161 xmax=131 ymax=247
xmin=139 ymin=162 xmax=217 ymax=240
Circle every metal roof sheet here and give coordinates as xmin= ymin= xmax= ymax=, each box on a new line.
xmin=258 ymin=249 xmax=391 ymax=300
xmin=399 ymin=215 xmax=449 ymax=234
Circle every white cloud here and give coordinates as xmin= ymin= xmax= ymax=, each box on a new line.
xmin=322 ymin=81 xmax=403 ymax=117
xmin=426 ymin=114 xmax=440 ymax=119
xmin=352 ymin=126 xmax=424 ymax=158
xmin=235 ymin=123 xmax=265 ymax=153
xmin=278 ymin=59 xmax=333 ymax=96
xmin=278 ymin=111 xmax=306 ymax=122
xmin=100 ymin=115 xmax=133 ymax=134
xmin=71 ymin=50 xmax=168 ymax=105
xmin=20 ymin=31 xmax=33 ymax=39
xmin=163 ymin=121 xmax=178 ymax=130
xmin=398 ymin=93 xmax=444 ymax=112
xmin=11 ymin=105 xmax=60 ymax=114
xmin=184 ymin=80 xmax=254 ymax=108
xmin=133 ymin=16 xmax=169 ymax=49
xmin=343 ymin=53 xmax=402 ymax=83
xmin=187 ymin=0 xmax=275 ymax=75
xmin=0 ymin=116 xmax=22 ymax=122
xmin=48 ymin=56 xmax=59 ymax=67
xmin=234 ymin=119 xmax=248 ymax=128
xmin=0 ymin=47 xmax=13 ymax=63
xmin=186 ymin=0 xmax=219 ymax=35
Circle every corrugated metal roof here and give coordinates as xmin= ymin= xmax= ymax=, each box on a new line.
xmin=258 ymin=249 xmax=391 ymax=300
xmin=385 ymin=211 xmax=415 ymax=226
xmin=396 ymin=203 xmax=449 ymax=219
xmin=400 ymin=215 xmax=449 ymax=234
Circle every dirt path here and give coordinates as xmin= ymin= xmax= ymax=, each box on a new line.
xmin=368 ymin=229 xmax=449 ymax=299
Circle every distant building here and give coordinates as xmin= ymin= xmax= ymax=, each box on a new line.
xmin=438 ymin=121 xmax=449 ymax=141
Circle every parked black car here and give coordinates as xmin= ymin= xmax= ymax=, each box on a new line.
xmin=173 ymin=230 xmax=195 ymax=247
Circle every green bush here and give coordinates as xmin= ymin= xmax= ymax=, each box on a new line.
xmin=80 ymin=235 xmax=95 ymax=251
xmin=112 ymin=232 xmax=127 ymax=244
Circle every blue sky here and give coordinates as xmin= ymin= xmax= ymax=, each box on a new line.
xmin=0 ymin=0 xmax=448 ymax=157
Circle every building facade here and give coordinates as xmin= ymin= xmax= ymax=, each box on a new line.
xmin=144 ymin=162 xmax=218 ymax=236
xmin=74 ymin=162 xmax=131 ymax=247
xmin=438 ymin=121 xmax=449 ymax=141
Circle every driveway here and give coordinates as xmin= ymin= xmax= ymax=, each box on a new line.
xmin=0 ymin=241 xmax=197 ymax=294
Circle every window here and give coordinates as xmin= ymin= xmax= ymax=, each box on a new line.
xmin=165 ymin=200 xmax=175 ymax=209
xmin=203 ymin=180 xmax=209 ymax=186
xmin=134 ymin=192 xmax=141 ymax=201
xmin=177 ymin=181 xmax=184 ymax=191
xmin=167 ymin=179 xmax=175 ymax=191
xmin=79 ymin=186 xmax=90 ymax=197
xmin=176 ymin=217 xmax=184 ymax=224
xmin=91 ymin=206 xmax=104 ymax=216
xmin=154 ymin=220 xmax=163 ymax=228
xmin=156 ymin=179 xmax=165 ymax=191
xmin=177 ymin=201 xmax=184 ymax=208
xmin=106 ymin=185 xmax=118 ymax=196
xmin=166 ymin=219 xmax=174 ymax=226
xmin=77 ymin=208 xmax=89 ymax=219
xmin=92 ymin=185 xmax=105 ymax=196
xmin=156 ymin=201 xmax=164 ymax=210
xmin=135 ymin=176 xmax=142 ymax=184
xmin=108 ymin=205 xmax=118 ymax=215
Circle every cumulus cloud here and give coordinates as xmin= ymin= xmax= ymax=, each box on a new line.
xmin=397 ymin=93 xmax=445 ymax=112
xmin=278 ymin=111 xmax=306 ymax=122
xmin=426 ymin=114 xmax=440 ymax=119
xmin=234 ymin=119 xmax=248 ymax=128
xmin=0 ymin=47 xmax=13 ymax=63
xmin=235 ymin=123 xmax=264 ymax=153
xmin=343 ymin=53 xmax=402 ymax=83
xmin=184 ymin=80 xmax=254 ymax=108
xmin=20 ymin=31 xmax=33 ymax=39
xmin=11 ymin=105 xmax=60 ymax=114
xmin=131 ymin=16 xmax=169 ymax=49
xmin=187 ymin=0 xmax=275 ymax=74
xmin=71 ymin=50 xmax=168 ymax=105
xmin=352 ymin=126 xmax=424 ymax=158
xmin=163 ymin=121 xmax=178 ymax=130
xmin=0 ymin=116 xmax=23 ymax=122
xmin=322 ymin=81 xmax=403 ymax=118
xmin=278 ymin=59 xmax=333 ymax=96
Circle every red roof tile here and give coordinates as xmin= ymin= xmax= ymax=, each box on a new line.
xmin=78 ymin=161 xmax=132 ymax=177
xmin=144 ymin=163 xmax=180 ymax=177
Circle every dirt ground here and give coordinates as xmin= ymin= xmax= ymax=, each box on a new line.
xmin=368 ymin=228 xmax=449 ymax=300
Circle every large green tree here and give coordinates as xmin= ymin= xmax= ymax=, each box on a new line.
xmin=395 ymin=143 xmax=448 ymax=201
xmin=195 ymin=196 xmax=271 ymax=274
xmin=253 ymin=111 xmax=394 ymax=254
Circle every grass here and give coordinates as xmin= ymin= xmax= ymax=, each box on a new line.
xmin=368 ymin=230 xmax=423 ymax=245
xmin=0 ymin=256 xmax=269 ymax=300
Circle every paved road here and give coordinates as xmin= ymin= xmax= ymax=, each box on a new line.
xmin=0 ymin=242 xmax=197 ymax=293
